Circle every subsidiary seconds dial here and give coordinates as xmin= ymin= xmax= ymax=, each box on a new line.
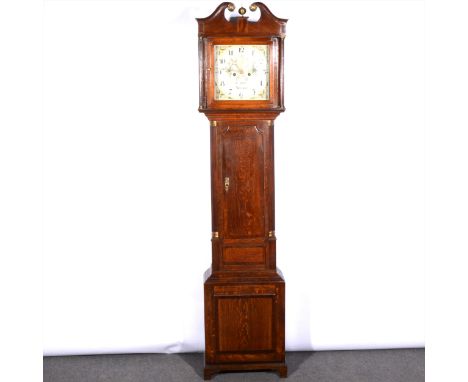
xmin=214 ymin=45 xmax=270 ymax=101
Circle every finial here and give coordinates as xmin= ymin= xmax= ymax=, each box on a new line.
xmin=238 ymin=7 xmax=247 ymax=16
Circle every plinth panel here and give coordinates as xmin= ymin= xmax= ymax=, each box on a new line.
xmin=217 ymin=296 xmax=273 ymax=352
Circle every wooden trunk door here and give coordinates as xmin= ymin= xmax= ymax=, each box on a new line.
xmin=221 ymin=124 xmax=266 ymax=239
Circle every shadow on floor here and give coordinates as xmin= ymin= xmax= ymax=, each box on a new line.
xmin=177 ymin=351 xmax=312 ymax=379
xmin=177 ymin=353 xmax=205 ymax=379
xmin=286 ymin=351 xmax=313 ymax=376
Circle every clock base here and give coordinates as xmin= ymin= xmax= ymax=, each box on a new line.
xmin=203 ymin=268 xmax=286 ymax=379
xmin=204 ymin=362 xmax=287 ymax=380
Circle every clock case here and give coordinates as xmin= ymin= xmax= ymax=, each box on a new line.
xmin=197 ymin=2 xmax=288 ymax=379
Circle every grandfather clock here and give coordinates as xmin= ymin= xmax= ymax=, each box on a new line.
xmin=197 ymin=2 xmax=287 ymax=379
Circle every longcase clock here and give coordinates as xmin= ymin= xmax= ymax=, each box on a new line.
xmin=197 ymin=2 xmax=288 ymax=379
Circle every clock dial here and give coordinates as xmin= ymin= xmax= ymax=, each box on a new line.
xmin=214 ymin=45 xmax=270 ymax=101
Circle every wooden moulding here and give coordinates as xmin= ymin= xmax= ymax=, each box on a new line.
xmin=196 ymin=2 xmax=287 ymax=38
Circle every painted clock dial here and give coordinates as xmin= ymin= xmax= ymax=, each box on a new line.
xmin=214 ymin=44 xmax=269 ymax=101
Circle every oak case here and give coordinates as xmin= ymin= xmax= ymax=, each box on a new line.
xmin=197 ymin=2 xmax=288 ymax=379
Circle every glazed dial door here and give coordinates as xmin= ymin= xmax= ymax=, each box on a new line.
xmin=214 ymin=45 xmax=270 ymax=101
